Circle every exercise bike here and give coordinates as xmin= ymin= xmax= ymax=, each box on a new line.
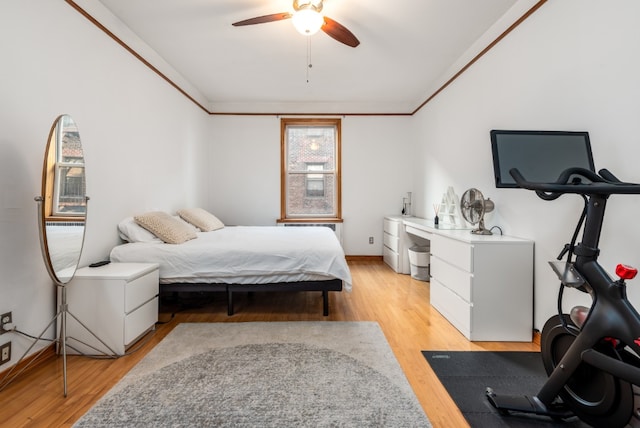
xmin=486 ymin=166 xmax=640 ymax=427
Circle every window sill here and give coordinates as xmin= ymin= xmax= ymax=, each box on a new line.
xmin=277 ymin=218 xmax=343 ymax=224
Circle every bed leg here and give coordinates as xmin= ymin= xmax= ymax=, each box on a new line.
xmin=323 ymin=290 xmax=329 ymax=316
xmin=227 ymin=289 xmax=234 ymax=316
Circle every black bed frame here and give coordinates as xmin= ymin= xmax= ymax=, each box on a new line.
xmin=159 ymin=279 xmax=343 ymax=316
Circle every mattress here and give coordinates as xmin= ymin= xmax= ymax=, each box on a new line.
xmin=110 ymin=226 xmax=352 ymax=291
xmin=46 ymin=224 xmax=84 ymax=273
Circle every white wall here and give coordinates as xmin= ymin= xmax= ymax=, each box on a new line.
xmin=412 ymin=0 xmax=640 ymax=330
xmin=0 ymin=1 xmax=209 ymax=366
xmin=208 ymin=115 xmax=414 ymax=255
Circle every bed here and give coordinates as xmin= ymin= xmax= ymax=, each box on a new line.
xmin=110 ymin=212 xmax=352 ymax=316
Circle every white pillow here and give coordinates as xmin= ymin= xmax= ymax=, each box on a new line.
xmin=118 ymin=217 xmax=160 ymax=243
xmin=177 ymin=208 xmax=225 ymax=232
xmin=134 ymin=211 xmax=197 ymax=244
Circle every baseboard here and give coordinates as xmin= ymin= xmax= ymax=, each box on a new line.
xmin=0 ymin=343 xmax=56 ymax=382
xmin=533 ymin=330 xmax=541 ymax=346
xmin=345 ymin=255 xmax=383 ymax=262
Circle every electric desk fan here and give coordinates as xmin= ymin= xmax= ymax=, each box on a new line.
xmin=460 ymin=188 xmax=495 ymax=235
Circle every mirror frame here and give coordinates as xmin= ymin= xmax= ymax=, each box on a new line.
xmin=36 ymin=114 xmax=87 ymax=286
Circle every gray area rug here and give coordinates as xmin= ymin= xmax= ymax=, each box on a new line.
xmin=74 ymin=321 xmax=430 ymax=427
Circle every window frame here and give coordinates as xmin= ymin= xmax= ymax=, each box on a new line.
xmin=44 ymin=117 xmax=86 ymax=221
xmin=279 ymin=118 xmax=342 ymax=222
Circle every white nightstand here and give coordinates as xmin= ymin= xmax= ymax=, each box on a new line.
xmin=60 ymin=262 xmax=159 ymax=355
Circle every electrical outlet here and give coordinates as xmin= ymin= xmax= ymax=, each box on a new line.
xmin=0 ymin=312 xmax=11 ymax=334
xmin=0 ymin=342 xmax=10 ymax=365
xmin=369 ymin=237 xmax=374 ymax=244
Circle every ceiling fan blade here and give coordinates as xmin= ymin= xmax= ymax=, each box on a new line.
xmin=321 ymin=16 xmax=360 ymax=47
xmin=232 ymin=13 xmax=292 ymax=26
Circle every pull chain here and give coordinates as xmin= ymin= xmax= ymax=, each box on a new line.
xmin=306 ymin=36 xmax=312 ymax=83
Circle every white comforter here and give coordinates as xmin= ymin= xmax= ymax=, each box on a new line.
xmin=110 ymin=226 xmax=352 ymax=291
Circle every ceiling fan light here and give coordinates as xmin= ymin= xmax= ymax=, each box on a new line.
xmin=292 ymin=8 xmax=324 ymax=35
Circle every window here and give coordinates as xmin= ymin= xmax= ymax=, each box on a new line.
xmin=280 ymin=118 xmax=341 ymax=220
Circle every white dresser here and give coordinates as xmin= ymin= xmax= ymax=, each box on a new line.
xmin=404 ymin=218 xmax=533 ymax=342
xmin=383 ymin=216 xmax=416 ymax=274
xmin=61 ymin=262 xmax=159 ymax=355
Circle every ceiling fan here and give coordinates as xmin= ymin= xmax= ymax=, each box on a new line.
xmin=232 ymin=0 xmax=360 ymax=48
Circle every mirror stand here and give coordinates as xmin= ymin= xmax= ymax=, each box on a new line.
xmin=37 ymin=195 xmax=120 ymax=396
xmin=0 ymin=285 xmax=119 ymax=396
xmin=0 ymin=197 xmax=118 ymax=397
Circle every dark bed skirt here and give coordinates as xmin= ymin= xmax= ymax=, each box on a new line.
xmin=159 ymin=279 xmax=343 ymax=316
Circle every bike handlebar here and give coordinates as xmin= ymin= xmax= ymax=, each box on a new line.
xmin=509 ymin=167 xmax=640 ymax=200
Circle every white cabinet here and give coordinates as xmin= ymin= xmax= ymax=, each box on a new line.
xmin=405 ymin=218 xmax=533 ymax=342
xmin=61 ymin=262 xmax=159 ymax=355
xmin=383 ymin=216 xmax=415 ymax=274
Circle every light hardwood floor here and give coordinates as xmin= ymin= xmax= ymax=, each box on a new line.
xmin=0 ymin=259 xmax=539 ymax=427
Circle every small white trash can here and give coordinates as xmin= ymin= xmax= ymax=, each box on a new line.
xmin=408 ymin=246 xmax=430 ymax=281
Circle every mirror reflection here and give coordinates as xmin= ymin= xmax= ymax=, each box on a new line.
xmin=39 ymin=115 xmax=87 ymax=284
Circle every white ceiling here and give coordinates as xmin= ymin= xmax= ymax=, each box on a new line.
xmin=82 ymin=0 xmax=535 ymax=114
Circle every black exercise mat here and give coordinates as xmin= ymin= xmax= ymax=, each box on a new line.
xmin=422 ymin=351 xmax=588 ymax=427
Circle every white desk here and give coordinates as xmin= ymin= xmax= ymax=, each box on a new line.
xmin=404 ymin=218 xmax=534 ymax=342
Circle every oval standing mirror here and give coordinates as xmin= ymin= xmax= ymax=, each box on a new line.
xmin=36 ymin=114 xmax=87 ymax=285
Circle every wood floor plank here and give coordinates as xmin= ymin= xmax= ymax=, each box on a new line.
xmin=0 ymin=259 xmax=539 ymax=427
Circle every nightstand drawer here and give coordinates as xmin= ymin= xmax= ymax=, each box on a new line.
xmin=124 ymin=297 xmax=158 ymax=346
xmin=125 ymin=269 xmax=159 ymax=313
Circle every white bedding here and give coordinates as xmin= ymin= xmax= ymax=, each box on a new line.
xmin=46 ymin=224 xmax=84 ymax=275
xmin=110 ymin=226 xmax=352 ymax=291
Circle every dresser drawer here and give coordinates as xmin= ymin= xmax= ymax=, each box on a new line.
xmin=124 ymin=296 xmax=158 ymax=346
xmin=383 ymin=246 xmax=399 ymax=272
xmin=383 ymin=232 xmax=399 ymax=252
xmin=383 ymin=218 xmax=400 ymax=236
xmin=431 ymin=256 xmax=472 ymax=302
xmin=431 ymin=234 xmax=472 ymax=272
xmin=430 ymin=279 xmax=471 ymax=338
xmin=125 ymin=268 xmax=159 ymax=313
